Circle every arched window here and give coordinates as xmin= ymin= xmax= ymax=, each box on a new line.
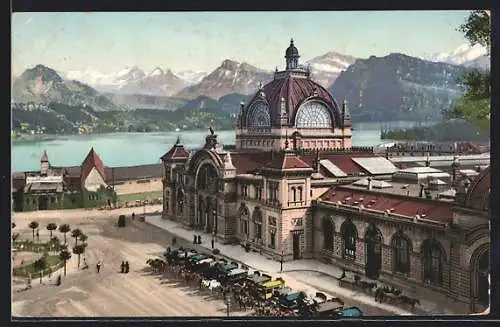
xmin=247 ymin=102 xmax=271 ymax=127
xmin=391 ymin=232 xmax=412 ymax=274
xmin=322 ymin=217 xmax=334 ymax=251
xmin=297 ymin=187 xmax=303 ymax=202
xmin=422 ymin=238 xmax=445 ymax=285
xmin=291 ymin=187 xmax=297 ymax=202
xmin=341 ymin=219 xmax=357 ymax=260
xmin=240 ymin=206 xmax=249 ymax=237
xmin=295 ymin=101 xmax=332 ymax=128
xmin=253 ymin=208 xmax=263 ymax=242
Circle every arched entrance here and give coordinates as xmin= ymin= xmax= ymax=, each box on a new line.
xmin=38 ymin=195 xmax=48 ymax=210
xmin=196 ymin=198 xmax=204 ymax=230
xmin=341 ymin=219 xmax=357 ymax=261
xmin=472 ymin=246 xmax=490 ymax=309
xmin=365 ymin=224 xmax=382 ymax=279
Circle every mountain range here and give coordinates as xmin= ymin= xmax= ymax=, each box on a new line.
xmin=11 ymin=44 xmax=489 ymax=130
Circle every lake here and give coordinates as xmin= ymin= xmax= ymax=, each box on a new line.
xmin=12 ymin=121 xmax=435 ymax=172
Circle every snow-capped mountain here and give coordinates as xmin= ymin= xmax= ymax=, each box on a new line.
xmin=65 ymin=66 xmax=205 ymax=96
xmin=174 ymin=59 xmax=273 ymax=100
xmin=306 ymin=51 xmax=357 ymax=88
xmin=423 ymin=44 xmax=490 ymax=70
xmin=172 ymin=70 xmax=209 ymax=86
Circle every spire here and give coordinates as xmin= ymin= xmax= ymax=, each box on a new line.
xmin=41 ymin=150 xmax=48 ymax=162
xmin=175 ymin=135 xmax=181 ymax=145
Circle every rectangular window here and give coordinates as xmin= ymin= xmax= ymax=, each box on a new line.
xmin=268 ymin=216 xmax=277 ymax=227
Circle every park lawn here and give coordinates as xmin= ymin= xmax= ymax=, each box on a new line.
xmin=13 ymin=255 xmax=63 ymax=278
xmin=117 ymin=190 xmax=163 ymax=203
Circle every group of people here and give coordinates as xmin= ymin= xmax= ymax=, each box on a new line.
xmin=120 ymin=261 xmax=130 ymax=274
xmin=192 ymin=235 xmax=202 ymax=245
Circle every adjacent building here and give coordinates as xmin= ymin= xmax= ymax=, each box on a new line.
xmin=160 ymin=39 xmax=490 ymax=313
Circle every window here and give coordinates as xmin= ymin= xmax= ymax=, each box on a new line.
xmin=255 ymin=185 xmax=262 ymax=200
xmin=298 ymin=187 xmax=303 ymax=201
xmin=422 ymin=238 xmax=444 ymax=285
xmin=253 ymin=208 xmax=263 ymax=241
xmin=269 ymin=229 xmax=276 ymax=249
xmin=341 ymin=219 xmax=357 ymax=260
xmin=268 ymin=216 xmax=277 ymax=227
xmin=295 ymin=101 xmax=332 ymax=128
xmin=247 ymin=102 xmax=271 ymax=127
xmin=240 ymin=185 xmax=248 ymax=197
xmin=392 ymin=232 xmax=412 ymax=274
xmin=240 ymin=206 xmax=249 ymax=237
xmin=322 ymin=217 xmax=334 ymax=251
xmin=291 ymin=187 xmax=297 ymax=202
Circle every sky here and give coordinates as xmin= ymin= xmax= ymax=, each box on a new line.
xmin=12 ymin=11 xmax=472 ymax=76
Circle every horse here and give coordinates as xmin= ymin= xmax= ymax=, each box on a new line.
xmin=360 ymin=281 xmax=378 ymax=293
xmin=400 ymin=295 xmax=421 ymax=309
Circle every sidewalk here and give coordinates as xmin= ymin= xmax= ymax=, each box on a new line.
xmin=145 ymin=215 xmax=420 ymax=316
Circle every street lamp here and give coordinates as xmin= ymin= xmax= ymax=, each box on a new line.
xmin=280 ymin=249 xmax=284 ymax=273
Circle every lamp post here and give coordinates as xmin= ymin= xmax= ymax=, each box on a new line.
xmin=280 ymin=249 xmax=284 ymax=273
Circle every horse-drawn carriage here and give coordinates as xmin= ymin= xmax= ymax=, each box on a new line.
xmin=255 ymin=278 xmax=285 ymax=300
xmin=315 ymin=300 xmax=344 ymax=317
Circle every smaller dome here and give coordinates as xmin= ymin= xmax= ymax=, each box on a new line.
xmin=285 ymin=38 xmax=299 ymax=58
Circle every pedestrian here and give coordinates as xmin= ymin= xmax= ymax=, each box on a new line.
xmin=197 ymin=235 xmax=202 ymax=244
xmin=193 ymin=235 xmax=197 ymax=245
xmin=36 ymin=229 xmax=39 ymax=242
xmin=132 ymin=212 xmax=135 ymax=220
xmin=56 ymin=275 xmax=61 ymax=286
xmin=211 ymin=238 xmax=214 ymax=249
xmin=172 ymin=236 xmax=177 ymax=245
xmin=121 ymin=261 xmax=125 ymax=273
xmin=97 ymin=261 xmax=102 ymax=273
xmin=125 ymin=261 xmax=130 ymax=274
xmin=83 ymin=257 xmax=87 ymax=268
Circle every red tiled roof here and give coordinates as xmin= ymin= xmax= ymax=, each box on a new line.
xmin=161 ymin=144 xmax=190 ymax=161
xmin=300 ymin=152 xmax=374 ymax=175
xmin=12 ymin=176 xmax=25 ymax=193
xmin=465 ymin=166 xmax=490 ymax=211
xmin=230 ymin=152 xmax=273 ymax=174
xmin=246 ymin=75 xmax=342 ymax=127
xmin=319 ymin=187 xmax=453 ymax=223
xmin=265 ymin=152 xmax=312 ymax=170
xmin=81 ymin=148 xmax=105 ymax=181
xmin=64 ymin=176 xmax=82 ymax=192
xmin=103 ymin=164 xmax=163 ymax=182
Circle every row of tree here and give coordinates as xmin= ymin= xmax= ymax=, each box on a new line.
xmin=13 ymin=221 xmax=89 ymax=277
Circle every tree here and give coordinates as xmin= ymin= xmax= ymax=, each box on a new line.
xmin=59 ymin=250 xmax=72 ymax=276
xmin=58 ymin=224 xmax=71 ymax=244
xmin=71 ymin=228 xmax=83 ymax=246
xmin=46 ymin=223 xmax=58 ymax=238
xmin=72 ymin=244 xmax=85 ymax=269
xmin=79 ymin=233 xmax=88 ymax=245
xmin=453 ymin=10 xmax=491 ymax=130
xmin=29 ymin=221 xmax=39 ymax=241
xmin=34 ymin=254 xmax=48 ymax=284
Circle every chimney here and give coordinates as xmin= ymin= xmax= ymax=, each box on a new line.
xmin=367 ymin=177 xmax=372 ymax=190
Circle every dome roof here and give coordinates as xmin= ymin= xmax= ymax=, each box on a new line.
xmin=465 ymin=165 xmax=490 ymax=211
xmin=245 ymin=74 xmax=341 ymax=128
xmin=285 ymin=39 xmax=299 ymax=57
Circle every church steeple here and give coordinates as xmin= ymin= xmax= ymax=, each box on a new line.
xmin=285 ymin=38 xmax=300 ymax=70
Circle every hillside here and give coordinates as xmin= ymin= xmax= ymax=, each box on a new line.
xmin=175 ymin=60 xmax=273 ymax=100
xmin=330 ymin=54 xmax=467 ymax=122
xmin=12 ymin=65 xmax=119 ymax=111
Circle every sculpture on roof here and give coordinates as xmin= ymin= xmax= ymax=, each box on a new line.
xmin=209 ymin=126 xmax=215 ymax=135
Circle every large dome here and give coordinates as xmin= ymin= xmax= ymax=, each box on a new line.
xmin=244 ymin=75 xmax=342 ymax=128
xmin=465 ymin=166 xmax=490 ymax=211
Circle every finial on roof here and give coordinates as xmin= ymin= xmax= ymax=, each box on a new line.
xmin=258 ymin=81 xmax=263 ymax=90
xmin=41 ymin=150 xmax=49 ymax=162
xmin=290 ymin=38 xmax=294 ymax=45
xmin=209 ymin=126 xmax=215 ymax=135
xmin=175 ymin=135 xmax=181 ymax=145
xmin=275 ymin=66 xmax=278 ymax=73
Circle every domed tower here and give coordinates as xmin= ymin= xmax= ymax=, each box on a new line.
xmin=285 ymin=38 xmax=300 ymax=70
xmin=235 ymin=38 xmax=352 ymax=151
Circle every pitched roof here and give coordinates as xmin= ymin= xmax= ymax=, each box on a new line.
xmin=264 ymin=152 xmax=312 ymax=171
xmin=64 ymin=176 xmax=82 ymax=192
xmin=161 ymin=144 xmax=190 ymax=161
xmin=41 ymin=150 xmax=49 ymax=162
xmin=103 ymin=164 xmax=163 ymax=182
xmin=12 ymin=176 xmax=26 ymax=192
xmin=319 ymin=187 xmax=453 ymax=223
xmin=81 ymin=147 xmax=105 ymax=181
xmin=299 ymin=152 xmax=374 ymax=175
